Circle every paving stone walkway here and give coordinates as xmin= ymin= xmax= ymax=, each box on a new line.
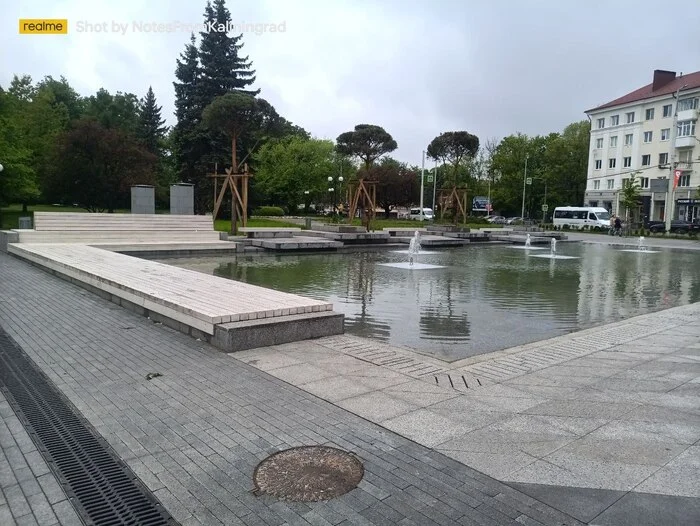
xmin=0 ymin=252 xmax=584 ymax=525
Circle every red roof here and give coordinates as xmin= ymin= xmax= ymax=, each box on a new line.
xmin=586 ymin=70 xmax=700 ymax=113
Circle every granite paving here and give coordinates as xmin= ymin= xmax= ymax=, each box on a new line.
xmin=0 ymin=251 xmax=584 ymax=525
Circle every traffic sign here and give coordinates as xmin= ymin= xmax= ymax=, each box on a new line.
xmin=526 ymin=178 xmax=532 ymax=185
xmin=427 ymin=175 xmax=434 ymax=183
xmin=541 ymin=204 xmax=548 ymax=212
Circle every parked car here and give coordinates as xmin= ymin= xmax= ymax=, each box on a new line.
xmin=487 ymin=216 xmax=506 ymax=224
xmin=506 ymin=217 xmax=523 ymax=225
xmin=409 ymin=208 xmax=434 ymax=221
xmin=646 ymin=220 xmax=700 ymax=234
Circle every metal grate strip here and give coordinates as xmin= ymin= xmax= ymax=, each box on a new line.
xmin=0 ymin=327 xmax=178 ymax=526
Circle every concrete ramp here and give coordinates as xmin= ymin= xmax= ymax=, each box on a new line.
xmin=8 ymin=243 xmax=343 ymax=350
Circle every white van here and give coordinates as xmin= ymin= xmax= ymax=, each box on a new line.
xmin=409 ymin=208 xmax=434 ymax=221
xmin=553 ymin=207 xmax=610 ymax=229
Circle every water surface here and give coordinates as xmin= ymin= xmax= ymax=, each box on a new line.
xmin=157 ymin=243 xmax=700 ymax=362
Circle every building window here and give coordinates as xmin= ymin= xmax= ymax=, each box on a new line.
xmin=597 ymin=118 xmax=605 ymax=129
xmin=645 ymin=108 xmax=655 ymax=120
xmin=642 ymin=154 xmax=651 ymax=166
xmin=624 ymin=133 xmax=633 ymax=145
xmin=643 ymin=131 xmax=653 ymax=143
xmin=679 ymin=174 xmax=691 ymax=187
xmin=626 ymin=112 xmax=635 ymax=123
xmin=593 ymin=180 xmax=600 ymax=190
xmin=609 ymin=158 xmax=616 ymax=168
xmin=594 ymin=159 xmax=602 ymax=170
xmin=610 ymin=115 xmax=619 ymax=126
xmin=607 ymin=179 xmax=615 ymax=190
xmin=679 ymin=149 xmax=694 ymax=164
xmin=678 ymin=120 xmax=696 ymax=137
xmin=610 ymin=136 xmax=618 ymax=147
xmin=659 ymin=153 xmax=668 ymax=165
xmin=640 ymin=177 xmax=649 ymax=189
xmin=623 ymin=156 xmax=632 ymax=167
xmin=595 ymin=138 xmax=603 ymax=148
xmin=661 ymin=128 xmax=670 ymax=141
xmin=677 ymin=98 xmax=699 ymax=111
xmin=663 ymin=104 xmax=673 ymax=117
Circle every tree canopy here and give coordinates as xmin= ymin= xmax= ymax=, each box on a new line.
xmin=335 ymin=124 xmax=397 ymax=172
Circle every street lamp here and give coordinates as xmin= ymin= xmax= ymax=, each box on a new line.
xmin=328 ymin=175 xmax=344 ymax=217
xmin=520 ymin=155 xmax=529 ymax=220
xmin=528 ymin=177 xmax=548 ymax=223
xmin=304 ymin=190 xmax=310 ymax=214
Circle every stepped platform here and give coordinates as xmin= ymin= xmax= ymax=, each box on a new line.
xmin=396 ymin=234 xmax=469 ymax=247
xmin=7 ymin=243 xmax=343 ymax=351
xmin=238 ymin=227 xmax=302 ymax=238
xmin=250 ymin=236 xmax=343 ymax=250
xmin=9 ymin=212 xmax=221 ymax=244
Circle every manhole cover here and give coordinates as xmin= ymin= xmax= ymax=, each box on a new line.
xmin=253 ymin=446 xmax=364 ymax=502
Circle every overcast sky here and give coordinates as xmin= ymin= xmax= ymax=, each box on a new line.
xmin=4 ymin=0 xmax=700 ymax=166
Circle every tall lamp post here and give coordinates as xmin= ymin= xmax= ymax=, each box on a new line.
xmin=529 ymin=177 xmax=548 ymax=223
xmin=328 ymin=175 xmax=343 ymax=218
xmin=520 ymin=154 xmax=529 ymax=220
xmin=304 ymin=190 xmax=310 ymax=214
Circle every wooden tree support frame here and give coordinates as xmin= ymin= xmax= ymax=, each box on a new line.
xmin=438 ymin=186 xmax=469 ymax=224
xmin=207 ymin=161 xmax=251 ymax=235
xmin=347 ymin=179 xmax=377 ymax=230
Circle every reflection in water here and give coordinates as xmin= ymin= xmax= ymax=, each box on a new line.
xmin=158 ymin=244 xmax=700 ymax=362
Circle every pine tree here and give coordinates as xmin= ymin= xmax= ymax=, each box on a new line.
xmin=172 ymin=33 xmax=208 ymax=188
xmin=138 ymin=86 xmax=167 ymax=155
xmin=198 ymin=0 xmax=259 ymax=100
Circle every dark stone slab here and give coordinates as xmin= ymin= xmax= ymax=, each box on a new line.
xmin=508 ymin=482 xmax=625 ymax=523
xmin=214 ymin=311 xmax=345 ymax=352
xmin=591 ymin=491 xmax=700 ymax=526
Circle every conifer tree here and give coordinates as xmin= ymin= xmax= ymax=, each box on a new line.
xmin=138 ymin=86 xmax=167 ymax=155
xmin=198 ymin=0 xmax=259 ymax=100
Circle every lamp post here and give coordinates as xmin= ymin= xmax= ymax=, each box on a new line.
xmin=665 ymin=84 xmax=687 ymax=231
xmin=520 ymin=154 xmax=529 ymax=220
xmin=304 ymin=190 xmax=310 ymax=214
xmin=529 ymin=177 xmax=548 ymax=223
xmin=328 ymin=175 xmax=343 ymax=218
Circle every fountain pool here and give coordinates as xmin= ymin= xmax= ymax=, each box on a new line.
xmin=156 ymin=243 xmax=700 ymax=362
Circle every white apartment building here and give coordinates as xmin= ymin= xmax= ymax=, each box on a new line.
xmin=584 ymin=69 xmax=700 ymax=222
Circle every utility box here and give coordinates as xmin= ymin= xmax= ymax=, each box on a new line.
xmin=131 ymin=185 xmax=155 ymax=214
xmin=18 ymin=217 xmax=32 ymax=229
xmin=170 ymin=183 xmax=194 ymax=215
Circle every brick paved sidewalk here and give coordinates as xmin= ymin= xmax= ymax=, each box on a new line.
xmin=0 ymin=252 xmax=582 ymax=525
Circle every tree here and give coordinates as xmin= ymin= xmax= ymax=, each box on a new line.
xmin=621 ymin=172 xmax=641 ymax=226
xmin=426 ymin=131 xmax=480 ymax=186
xmin=202 ymin=92 xmax=260 ymax=169
xmin=8 ymin=74 xmax=35 ymax=101
xmin=0 ymin=90 xmax=38 ymax=209
xmin=49 ymin=119 xmax=156 ymax=212
xmin=198 ymin=0 xmax=259 ymax=99
xmin=36 ymin=76 xmax=84 ymax=121
xmin=138 ymin=86 xmax=167 ymax=155
xmin=361 ymin=157 xmax=419 ymax=217
xmin=335 ymin=124 xmax=397 ymax=171
xmin=84 ymin=88 xmax=140 ymax=134
xmin=254 ymin=137 xmax=338 ymax=212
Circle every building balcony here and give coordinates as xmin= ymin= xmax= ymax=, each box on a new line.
xmin=677 ymin=109 xmax=698 ymax=122
xmin=675 ymin=136 xmax=696 ymax=149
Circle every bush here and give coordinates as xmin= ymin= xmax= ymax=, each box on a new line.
xmin=562 ymin=224 xmax=570 ymax=230
xmin=253 ymin=206 xmax=285 ymax=216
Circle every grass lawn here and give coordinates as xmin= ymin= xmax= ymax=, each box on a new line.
xmin=214 ymin=218 xmax=303 ymax=232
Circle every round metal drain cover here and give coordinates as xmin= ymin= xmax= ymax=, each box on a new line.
xmin=253 ymin=446 xmax=364 ymax=502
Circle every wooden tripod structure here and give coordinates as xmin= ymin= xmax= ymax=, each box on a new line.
xmin=347 ymin=179 xmax=377 ymax=230
xmin=207 ymin=147 xmax=251 ymax=235
xmin=438 ymin=185 xmax=469 ymax=224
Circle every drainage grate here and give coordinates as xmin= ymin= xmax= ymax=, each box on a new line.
xmin=433 ymin=373 xmax=485 ymax=392
xmin=0 ymin=327 xmax=178 ymax=526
